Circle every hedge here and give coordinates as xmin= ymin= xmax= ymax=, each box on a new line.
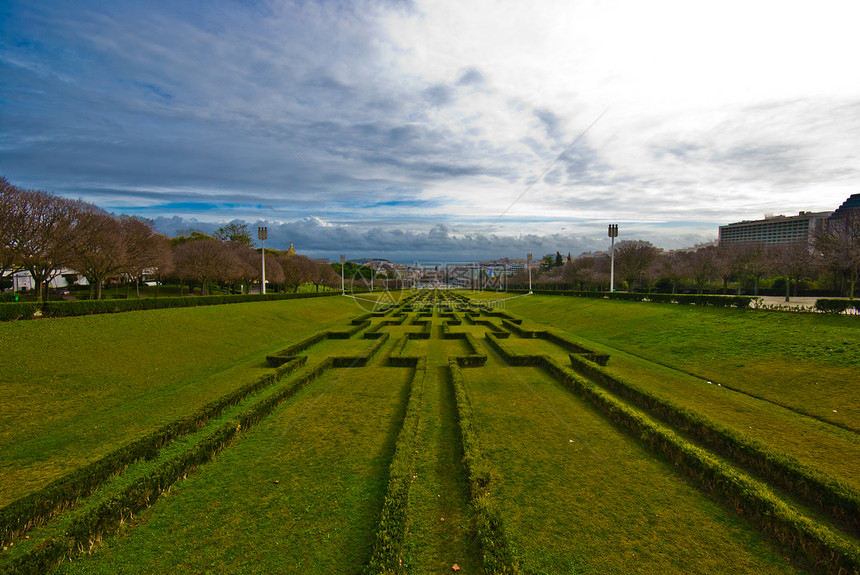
xmin=0 ymin=291 xmax=340 ymax=321
xmin=540 ymin=356 xmax=860 ymax=574
xmin=364 ymin=358 xmax=427 ymax=574
xmin=566 ymin=353 xmax=860 ymax=531
xmin=815 ymin=299 xmax=860 ymax=314
xmin=331 ymin=333 xmax=390 ymax=367
xmin=448 ymin=361 xmax=520 ymax=574
xmin=7 ymin=357 xmax=334 ymax=574
xmin=1 ymin=354 xmax=307 ymax=546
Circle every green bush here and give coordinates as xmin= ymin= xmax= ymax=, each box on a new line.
xmin=815 ymin=299 xmax=855 ymax=314
xmin=0 ymin=302 xmax=38 ymax=321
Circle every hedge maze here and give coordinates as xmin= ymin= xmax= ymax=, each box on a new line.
xmin=2 ymin=291 xmax=858 ymax=574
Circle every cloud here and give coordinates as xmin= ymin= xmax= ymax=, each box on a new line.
xmin=2 ymin=0 xmax=859 ymax=262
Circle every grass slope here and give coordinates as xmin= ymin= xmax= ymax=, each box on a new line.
xmin=503 ymin=295 xmax=859 ymax=431
xmin=0 ymin=297 xmax=358 ymax=505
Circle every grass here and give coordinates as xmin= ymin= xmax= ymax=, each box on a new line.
xmin=462 ymin=358 xmax=809 ymax=574
xmin=52 ymin=364 xmax=411 ymax=575
xmin=0 ymin=296 xmax=359 ymax=505
xmin=2 ymin=290 xmax=856 ymax=573
xmin=502 ymin=295 xmax=860 ymax=431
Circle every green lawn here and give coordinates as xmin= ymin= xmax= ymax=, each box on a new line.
xmin=463 ymin=358 xmax=809 ymax=574
xmin=54 ymin=364 xmax=411 ymax=575
xmin=2 ymin=290 xmax=855 ymax=574
xmin=502 ymin=295 xmax=860 ymax=431
xmin=0 ymin=296 xmax=359 ymax=505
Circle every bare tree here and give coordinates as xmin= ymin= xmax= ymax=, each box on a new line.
xmin=614 ymin=240 xmax=657 ymax=291
xmin=657 ymin=252 xmax=684 ymax=294
xmin=768 ymin=241 xmax=819 ymax=301
xmin=684 ymin=244 xmax=717 ymax=294
xmin=121 ymin=216 xmax=172 ymax=298
xmin=6 ymin=188 xmax=76 ymax=302
xmin=815 ymin=212 xmax=860 ymax=299
xmin=279 ymin=254 xmax=315 ymax=292
xmin=310 ymin=261 xmax=339 ymax=292
xmin=0 ymin=178 xmax=22 ymax=281
xmin=68 ymin=204 xmax=125 ymax=300
xmin=173 ymin=239 xmax=237 ymax=296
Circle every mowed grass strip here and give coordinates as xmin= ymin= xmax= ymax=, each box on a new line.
xmin=52 ymin=364 xmax=412 ymax=575
xmin=503 ymin=295 xmax=860 ymax=431
xmin=0 ymin=297 xmax=359 ymax=505
xmin=462 ymin=359 xmax=808 ymax=575
xmin=400 ymin=335 xmax=480 ymax=572
xmin=500 ymin=335 xmax=860 ymax=495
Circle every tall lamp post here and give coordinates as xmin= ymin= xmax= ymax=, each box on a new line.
xmin=527 ymin=253 xmax=533 ymax=294
xmin=608 ymin=224 xmax=618 ymax=292
xmin=258 ymin=227 xmax=268 ymax=295
xmin=340 ymin=255 xmax=346 ymax=295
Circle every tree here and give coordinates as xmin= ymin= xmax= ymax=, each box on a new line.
xmin=768 ymin=241 xmax=818 ymax=301
xmin=5 ymin=188 xmax=76 ymax=302
xmin=684 ymin=244 xmax=717 ymax=294
xmin=614 ymin=240 xmax=657 ymax=291
xmin=280 ymin=254 xmax=315 ymax=292
xmin=657 ymin=251 xmax=684 ymax=294
xmin=173 ymin=239 xmax=237 ymax=295
xmin=815 ymin=211 xmax=860 ymax=299
xmin=68 ymin=204 xmax=125 ymax=300
xmin=555 ymin=251 xmax=563 ymax=268
xmin=310 ymin=262 xmax=340 ymax=292
xmin=0 ymin=178 xmax=22 ymax=281
xmin=213 ymin=222 xmax=255 ymax=248
xmin=121 ymin=216 xmax=172 ymax=298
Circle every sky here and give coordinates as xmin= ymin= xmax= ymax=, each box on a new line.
xmin=2 ymin=0 xmax=859 ymax=262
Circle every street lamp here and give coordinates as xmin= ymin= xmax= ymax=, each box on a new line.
xmin=340 ymin=255 xmax=346 ymax=295
xmin=527 ymin=253 xmax=533 ymax=294
xmin=258 ymin=227 xmax=268 ymax=295
xmin=608 ymin=224 xmax=618 ymax=292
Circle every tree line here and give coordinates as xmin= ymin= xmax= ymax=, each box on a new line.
xmin=0 ymin=178 xmax=344 ymax=301
xmin=514 ymin=220 xmax=859 ymax=300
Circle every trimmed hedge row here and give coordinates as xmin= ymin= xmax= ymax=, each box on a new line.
xmin=1 ymin=291 xmax=340 ymax=321
xmin=540 ymin=356 xmax=860 ymax=575
xmin=815 ymin=299 xmax=860 ymax=314
xmin=0 ymin=356 xmax=307 ymax=546
xmin=0 ymin=302 xmax=38 ymax=322
xmin=387 ymin=336 xmax=414 ymax=367
xmin=7 ymin=358 xmax=334 ymax=574
xmin=484 ymin=333 xmax=544 ymax=367
xmin=567 ymin=354 xmax=860 ymax=531
xmin=364 ymin=358 xmax=427 ymax=574
xmin=331 ymin=333 xmax=390 ymax=367
xmin=448 ymin=361 xmax=519 ymax=574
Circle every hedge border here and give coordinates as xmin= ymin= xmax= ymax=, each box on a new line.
xmin=0 ymin=291 xmax=340 ymax=321
xmin=0 ymin=356 xmax=307 ymax=545
xmin=566 ymin=353 xmax=860 ymax=531
xmin=6 ymin=358 xmax=334 ymax=574
xmin=540 ymin=355 xmax=860 ymax=575
xmin=363 ymin=358 xmax=427 ymax=574
xmin=448 ymin=361 xmax=519 ymax=574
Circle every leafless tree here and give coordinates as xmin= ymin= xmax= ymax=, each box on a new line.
xmin=684 ymin=244 xmax=717 ymax=294
xmin=768 ymin=241 xmax=819 ymax=301
xmin=279 ymin=254 xmax=315 ymax=292
xmin=309 ymin=261 xmax=339 ymax=292
xmin=121 ymin=216 xmax=172 ymax=298
xmin=5 ymin=187 xmax=76 ymax=302
xmin=68 ymin=204 xmax=125 ymax=300
xmin=614 ymin=240 xmax=657 ymax=291
xmin=0 ymin=178 xmax=22 ymax=281
xmin=815 ymin=211 xmax=860 ymax=299
xmin=173 ymin=239 xmax=237 ymax=296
